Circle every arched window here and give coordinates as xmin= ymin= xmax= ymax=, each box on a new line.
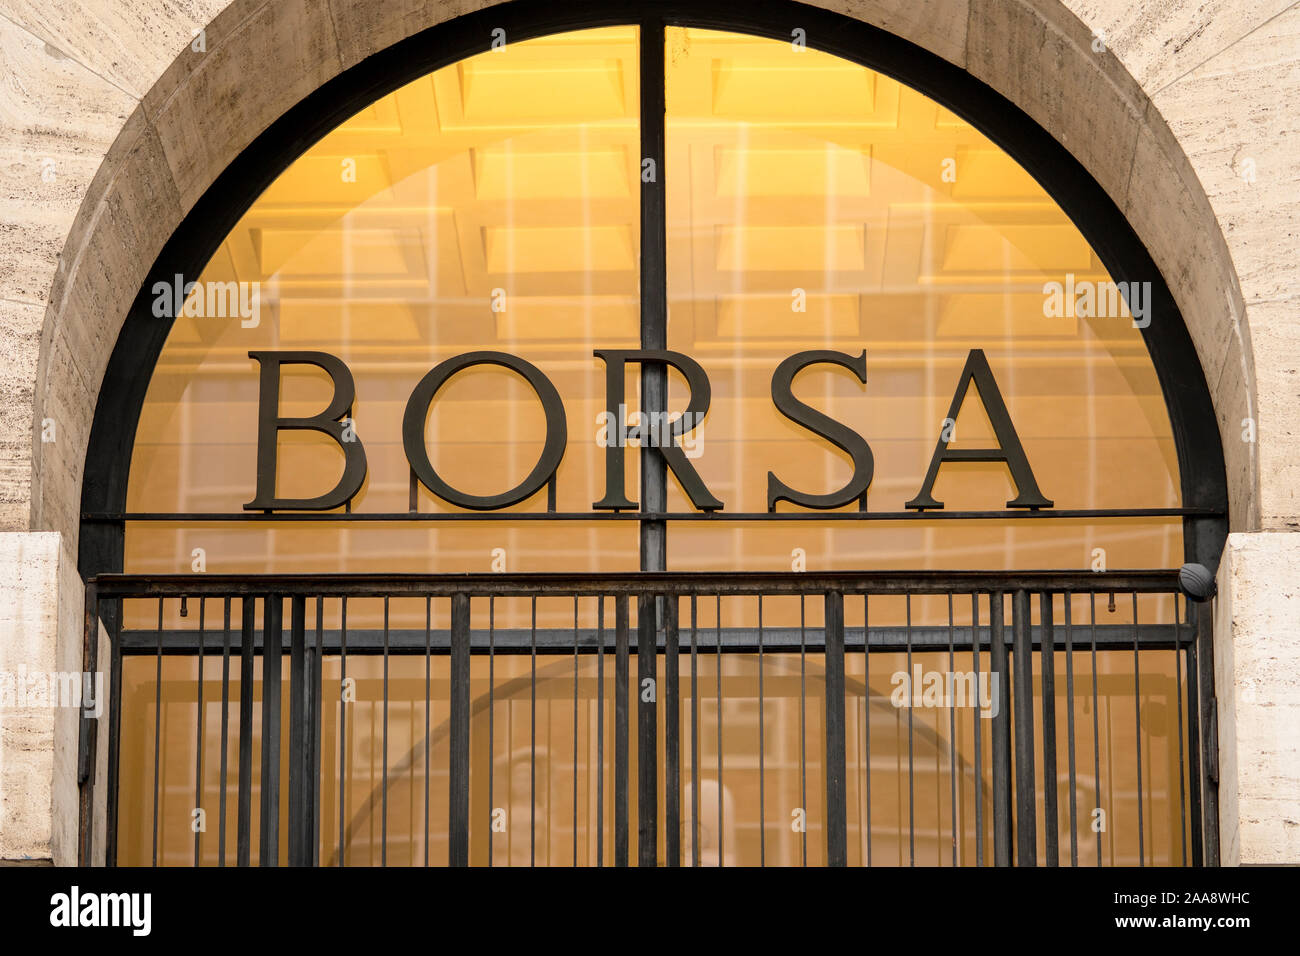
xmin=90 ymin=17 xmax=1224 ymax=867
xmin=127 ymin=26 xmax=1188 ymax=576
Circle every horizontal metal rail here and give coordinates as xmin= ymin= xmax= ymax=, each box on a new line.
xmin=83 ymin=507 xmax=1216 ymax=523
xmin=90 ymin=569 xmax=1182 ymax=597
xmin=116 ymin=623 xmax=1191 ymax=653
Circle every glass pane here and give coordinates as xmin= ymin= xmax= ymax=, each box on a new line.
xmin=664 ymin=27 xmax=1181 ymax=572
xmin=126 ymin=27 xmax=642 ymax=580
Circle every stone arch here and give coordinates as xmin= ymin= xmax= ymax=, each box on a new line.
xmin=6 ymin=0 xmax=1290 ymax=869
xmin=28 ymin=0 xmax=1257 ymax=566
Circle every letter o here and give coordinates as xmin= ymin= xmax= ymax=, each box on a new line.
xmin=402 ymin=351 xmax=566 ymax=510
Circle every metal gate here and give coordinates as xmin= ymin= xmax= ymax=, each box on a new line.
xmin=79 ymin=570 xmax=1218 ymax=866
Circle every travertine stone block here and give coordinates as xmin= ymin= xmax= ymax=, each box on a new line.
xmin=1215 ymin=532 xmax=1300 ymax=865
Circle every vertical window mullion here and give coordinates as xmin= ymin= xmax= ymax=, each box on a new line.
xmin=639 ymin=17 xmax=668 ymax=574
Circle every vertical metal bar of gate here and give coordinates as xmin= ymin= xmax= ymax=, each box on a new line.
xmin=237 ymin=597 xmax=255 ymax=866
xmin=1184 ymin=600 xmax=1204 ymax=867
xmin=106 ymin=603 xmax=123 ymax=867
xmin=1039 ymin=592 xmax=1058 ymax=865
xmin=596 ymin=598 xmax=604 ymax=866
xmin=449 ymin=592 xmax=470 ymax=865
xmin=690 ymin=595 xmax=700 ymax=867
xmin=287 ymin=595 xmax=313 ymax=866
xmin=824 ymin=590 xmax=848 ymax=866
xmin=664 ymin=597 xmax=681 ymax=866
xmin=77 ymin=582 xmax=98 ymax=865
xmin=287 ymin=596 xmax=304 ymax=864
xmin=988 ymin=592 xmax=1012 ymax=865
xmin=312 ymin=598 xmax=323 ymax=866
xmin=1063 ymin=594 xmax=1078 ymax=867
xmin=1011 ymin=589 xmax=1036 ymax=865
xmin=151 ymin=600 xmax=161 ymax=868
xmin=260 ymin=595 xmax=282 ymax=866
xmin=615 ymin=594 xmax=630 ymax=866
xmin=1195 ymin=600 xmax=1219 ymax=865
xmin=638 ymin=593 xmax=659 ymax=866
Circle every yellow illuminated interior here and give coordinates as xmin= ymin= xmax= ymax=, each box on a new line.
xmin=663 ymin=28 xmax=1179 ymax=572
xmin=128 ymin=26 xmax=644 ymax=581
xmin=116 ymin=28 xmax=1191 ymax=866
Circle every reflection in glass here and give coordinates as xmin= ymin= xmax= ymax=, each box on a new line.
xmin=127 ymin=28 xmax=643 ymax=578
xmin=664 ymin=28 xmax=1181 ymax=572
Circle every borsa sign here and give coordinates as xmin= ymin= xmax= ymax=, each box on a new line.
xmin=244 ymin=347 xmax=1052 ymax=514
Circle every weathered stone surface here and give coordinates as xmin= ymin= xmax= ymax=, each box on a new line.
xmin=1146 ymin=4 xmax=1300 ymax=535
xmin=30 ymin=324 xmax=94 ymax=546
xmin=1215 ymin=532 xmax=1300 ymax=866
xmin=1063 ymin=0 xmax=1297 ymax=93
xmin=45 ymin=106 xmax=183 ymax=357
xmin=1149 ymin=22 xmax=1300 ymax=306
xmin=0 ymin=0 xmax=227 ymax=100
xmin=0 ymin=299 xmax=42 ymax=530
xmin=1150 ymin=5 xmax=1300 ymax=308
xmin=1246 ymin=298 xmax=1300 ymax=532
xmin=0 ymin=532 xmax=62 ymax=861
xmin=1125 ymin=104 xmax=1250 ymax=399
xmin=0 ymin=14 xmax=134 ymax=305
xmin=50 ymin=536 xmax=86 ymax=866
xmin=1212 ymin=328 xmax=1261 ymax=532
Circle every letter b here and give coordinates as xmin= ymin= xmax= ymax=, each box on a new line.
xmin=244 ymin=351 xmax=367 ymax=511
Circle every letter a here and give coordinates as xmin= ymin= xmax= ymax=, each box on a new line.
xmin=906 ymin=349 xmax=1052 ymax=510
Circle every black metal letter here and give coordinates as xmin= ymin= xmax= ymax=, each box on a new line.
xmin=403 ymin=351 xmax=566 ymax=510
xmin=244 ymin=351 xmax=366 ymax=511
xmin=767 ymin=350 xmax=874 ymax=510
xmin=906 ymin=349 xmax=1052 ymax=510
xmin=592 ymin=349 xmax=721 ymax=511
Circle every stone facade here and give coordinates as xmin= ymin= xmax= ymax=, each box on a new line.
xmin=0 ymin=0 xmax=1295 ymax=864
xmin=1215 ymin=533 xmax=1300 ymax=865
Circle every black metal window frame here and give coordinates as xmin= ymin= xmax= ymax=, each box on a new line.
xmin=78 ymin=0 xmax=1229 ymax=578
